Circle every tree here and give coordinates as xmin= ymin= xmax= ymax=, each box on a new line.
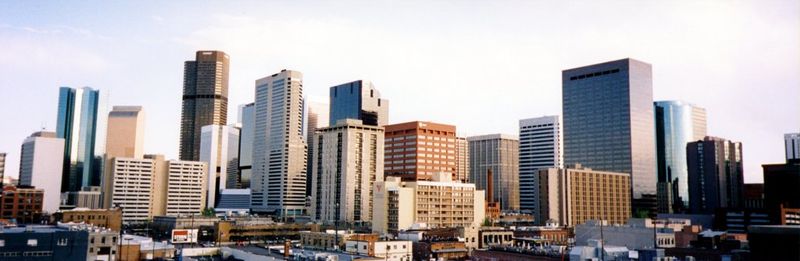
xmin=482 ymin=217 xmax=492 ymax=227
xmin=201 ymin=208 xmax=215 ymax=217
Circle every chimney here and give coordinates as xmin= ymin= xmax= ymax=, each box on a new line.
xmin=486 ymin=168 xmax=494 ymax=204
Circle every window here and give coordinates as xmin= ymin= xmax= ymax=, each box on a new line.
xmin=27 ymin=239 xmax=37 ymax=247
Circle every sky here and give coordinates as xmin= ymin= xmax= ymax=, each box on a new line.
xmin=0 ymin=1 xmax=798 ymax=183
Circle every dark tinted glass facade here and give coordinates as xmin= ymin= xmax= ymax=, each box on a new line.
xmin=180 ymin=50 xmax=229 ymax=161
xmin=654 ymin=101 xmax=707 ymax=213
xmin=329 ymin=80 xmax=388 ymax=126
xmin=687 ymin=137 xmax=744 ymax=214
xmin=562 ymin=58 xmax=656 ymax=211
xmin=56 ymin=87 xmax=106 ymax=192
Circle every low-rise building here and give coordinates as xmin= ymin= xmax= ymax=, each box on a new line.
xmin=300 ymin=231 xmax=379 ymax=251
xmin=748 ymin=225 xmax=800 ymax=261
xmin=118 ymin=234 xmax=176 ymax=261
xmin=512 ymin=225 xmax=571 ymax=245
xmin=478 ymin=227 xmax=514 ymax=249
xmin=216 ymin=217 xmax=312 ymax=243
xmin=0 ymin=185 xmax=43 ymax=224
xmin=346 ymin=240 xmax=412 ymax=261
xmin=59 ymin=207 xmax=123 ymax=231
xmin=0 ymin=223 xmax=118 ymax=261
xmin=574 ymin=219 xmax=676 ymax=250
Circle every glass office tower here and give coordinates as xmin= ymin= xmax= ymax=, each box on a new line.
xmin=562 ymin=58 xmax=656 ymax=214
xmin=654 ymin=101 xmax=707 ymax=213
xmin=329 ymin=80 xmax=388 ymax=126
xmin=56 ymin=87 xmax=107 ymax=192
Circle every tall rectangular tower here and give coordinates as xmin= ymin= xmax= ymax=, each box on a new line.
xmin=180 ymin=50 xmax=230 ymax=161
xmin=102 ymin=106 xmax=145 ymax=208
xmin=384 ymin=121 xmax=457 ymax=181
xmin=518 ymin=115 xmax=562 ymax=214
xmin=687 ymin=137 xmax=744 ymax=214
xmin=19 ymin=131 xmax=65 ymax=213
xmin=654 ymin=101 xmax=707 ymax=213
xmin=56 ymin=86 xmax=107 ymax=193
xmin=786 ymin=133 xmax=800 ymax=162
xmin=468 ymin=134 xmax=520 ymax=210
xmin=237 ymin=103 xmax=255 ymax=189
xmin=562 ymin=58 xmax=656 ymax=213
xmin=252 ymin=70 xmax=307 ymax=215
xmin=329 ymin=80 xmax=389 ymax=126
xmin=310 ymin=119 xmax=384 ymax=223
xmin=455 ymin=136 xmax=470 ymax=183
xmin=305 ymin=100 xmax=329 ymax=196
xmin=199 ymin=124 xmax=240 ymax=208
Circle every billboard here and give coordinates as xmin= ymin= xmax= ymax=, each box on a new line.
xmin=171 ymin=229 xmax=199 ymax=244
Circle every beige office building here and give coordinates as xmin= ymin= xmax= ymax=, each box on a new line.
xmin=538 ymin=164 xmax=631 ymax=226
xmin=166 ymin=160 xmax=207 ymax=216
xmin=103 ymin=106 xmax=145 ymax=208
xmin=456 ymin=136 xmax=469 ymax=183
xmin=310 ymin=119 xmax=384 ymax=223
xmin=372 ymin=172 xmax=485 ymax=235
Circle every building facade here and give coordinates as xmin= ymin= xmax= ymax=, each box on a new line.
xmin=252 ymin=70 xmax=307 ymax=215
xmin=654 ymin=101 xmax=707 ymax=214
xmin=329 ymin=80 xmax=389 ymax=126
xmin=562 ymin=58 xmax=656 ymax=213
xmin=0 ymin=186 xmax=44 ymax=223
xmin=518 ymin=115 xmax=562 ymax=214
xmin=311 ymin=119 xmax=383 ymax=223
xmin=111 ymin=157 xmax=159 ymax=223
xmin=305 ymin=99 xmax=329 ymax=196
xmin=237 ymin=103 xmax=255 ymax=189
xmin=372 ymin=173 xmax=485 ymax=235
xmin=763 ymin=161 xmax=800 ymax=211
xmin=179 ymin=50 xmax=230 ymax=161
xmin=384 ymin=121 xmax=456 ymax=181
xmin=56 ymin=86 xmax=107 ymax=193
xmin=199 ymin=124 xmax=240 ymax=208
xmin=455 ymin=137 xmax=469 ymax=183
xmin=687 ymin=137 xmax=744 ymax=214
xmin=102 ymin=106 xmax=145 ymax=209
xmin=19 ymin=131 xmax=65 ymax=213
xmin=537 ymin=165 xmax=632 ymax=226
xmin=166 ymin=160 xmax=207 ymax=216
xmin=60 ymin=207 xmax=123 ymax=232
xmin=467 ymin=134 xmax=519 ymax=210
xmin=786 ymin=133 xmax=800 ymax=162
xmin=0 ymin=153 xmax=5 ymax=186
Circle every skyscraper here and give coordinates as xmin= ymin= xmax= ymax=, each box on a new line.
xmin=166 ymin=160 xmax=207 ymax=216
xmin=305 ymin=100 xmax=329 ymax=196
xmin=786 ymin=133 xmax=800 ymax=162
xmin=518 ymin=115 xmax=562 ymax=214
xmin=562 ymin=58 xmax=656 ymax=213
xmin=329 ymin=80 xmax=389 ymax=126
xmin=0 ymin=152 xmax=5 ymax=187
xmin=252 ymin=70 xmax=307 ymax=215
xmin=19 ymin=131 xmax=65 ymax=213
xmin=199 ymin=124 xmax=240 ymax=208
xmin=56 ymin=86 xmax=107 ymax=193
xmin=384 ymin=121 xmax=457 ymax=181
xmin=654 ymin=101 xmax=707 ymax=213
xmin=455 ymin=137 xmax=470 ymax=183
xmin=310 ymin=119 xmax=384 ymax=223
xmin=468 ymin=134 xmax=520 ymax=210
xmin=237 ymin=103 xmax=255 ymax=189
xmin=687 ymin=136 xmax=744 ymax=214
xmin=179 ymin=50 xmax=230 ymax=161
xmin=102 ymin=106 xmax=145 ymax=208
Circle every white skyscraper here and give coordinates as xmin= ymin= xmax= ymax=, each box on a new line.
xmin=518 ymin=115 xmax=562 ymax=215
xmin=310 ymin=119 xmax=384 ymax=223
xmin=238 ymin=103 xmax=255 ymax=189
xmin=19 ymin=131 xmax=65 ymax=213
xmin=166 ymin=160 xmax=207 ymax=216
xmin=252 ymin=70 xmax=307 ymax=215
xmin=200 ymin=124 xmax=240 ymax=208
xmin=786 ymin=133 xmax=800 ymax=161
xmin=304 ymin=99 xmax=329 ymax=196
xmin=111 ymin=157 xmax=157 ymax=223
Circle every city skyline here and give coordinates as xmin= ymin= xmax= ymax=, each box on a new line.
xmin=1 ymin=1 xmax=799 ymax=184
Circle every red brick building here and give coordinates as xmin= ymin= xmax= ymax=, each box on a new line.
xmin=384 ymin=121 xmax=457 ymax=181
xmin=0 ymin=185 xmax=44 ymax=224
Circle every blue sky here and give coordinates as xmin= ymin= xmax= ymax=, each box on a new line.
xmin=1 ymin=1 xmax=798 ymax=183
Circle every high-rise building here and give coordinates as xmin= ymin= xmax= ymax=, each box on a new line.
xmin=467 ymin=134 xmax=519 ymax=210
xmin=310 ymin=119 xmax=384 ymax=223
xmin=305 ymin=100 xmax=329 ymax=196
xmin=329 ymin=80 xmax=389 ymax=126
xmin=179 ymin=50 xmax=230 ymax=161
xmin=0 ymin=152 xmax=5 ymax=187
xmin=384 ymin=121 xmax=456 ymax=181
xmin=101 ymin=106 xmax=145 ymax=208
xmin=237 ymin=103 xmax=255 ymax=189
xmin=537 ymin=165 xmax=632 ymax=226
xmin=200 ymin=124 xmax=240 ymax=208
xmin=687 ymin=137 xmax=744 ymax=214
xmin=166 ymin=160 xmax=207 ymax=216
xmin=111 ymin=157 xmax=159 ymax=223
xmin=518 ymin=115 xmax=562 ymax=215
xmin=455 ymin=137 xmax=469 ymax=183
xmin=56 ymin=86 xmax=107 ymax=193
xmin=252 ymin=70 xmax=307 ymax=215
xmin=19 ymin=131 xmax=65 ymax=213
xmin=786 ymin=133 xmax=800 ymax=162
xmin=654 ymin=101 xmax=707 ymax=213
xmin=762 ymin=161 xmax=800 ymax=211
xmin=372 ymin=173 xmax=485 ymax=235
xmin=562 ymin=58 xmax=656 ymax=213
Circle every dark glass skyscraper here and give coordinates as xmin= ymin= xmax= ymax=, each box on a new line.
xmin=654 ymin=101 xmax=707 ymax=213
xmin=562 ymin=58 xmax=656 ymax=214
xmin=56 ymin=87 xmax=106 ymax=192
xmin=687 ymin=136 xmax=744 ymax=214
xmin=329 ymin=80 xmax=388 ymax=126
xmin=180 ymin=50 xmax=230 ymax=161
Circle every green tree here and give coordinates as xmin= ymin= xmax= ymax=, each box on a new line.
xmin=482 ymin=217 xmax=492 ymax=227
xmin=201 ymin=208 xmax=215 ymax=217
